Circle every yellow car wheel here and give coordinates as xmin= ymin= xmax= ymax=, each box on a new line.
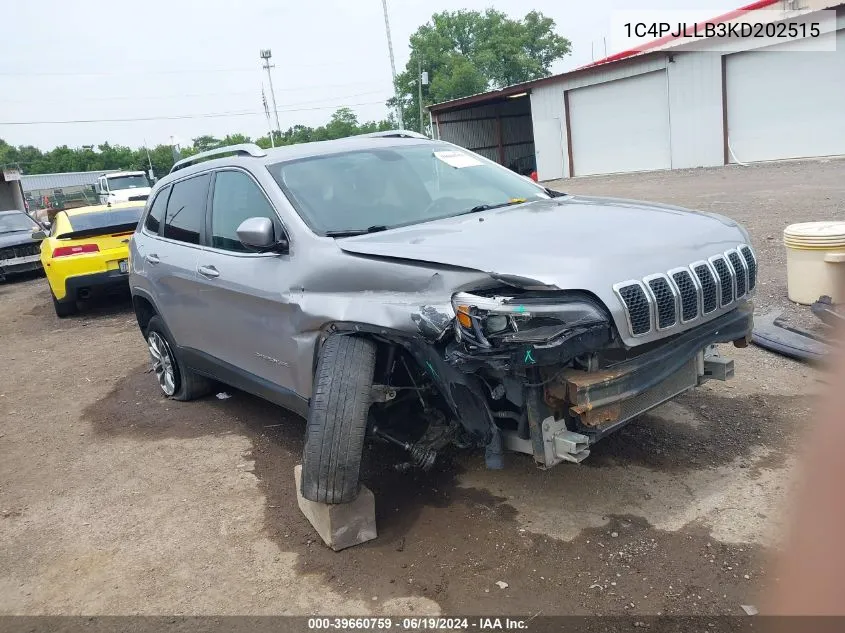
xmin=52 ymin=291 xmax=77 ymax=318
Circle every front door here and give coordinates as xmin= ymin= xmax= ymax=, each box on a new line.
xmin=193 ymin=168 xmax=299 ymax=396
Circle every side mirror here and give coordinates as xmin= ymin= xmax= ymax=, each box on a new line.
xmin=31 ymin=230 xmax=47 ymax=241
xmin=236 ymin=217 xmax=288 ymax=253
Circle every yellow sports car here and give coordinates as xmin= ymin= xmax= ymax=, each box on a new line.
xmin=35 ymin=202 xmax=144 ymax=317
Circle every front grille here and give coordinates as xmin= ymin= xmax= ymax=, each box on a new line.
xmin=617 ymin=283 xmax=651 ymax=335
xmin=727 ymin=251 xmax=747 ymax=297
xmin=672 ymin=270 xmax=698 ymax=322
xmin=0 ymin=244 xmax=39 ymax=261
xmin=740 ymin=246 xmax=757 ymax=291
xmin=711 ymin=256 xmax=734 ymax=306
xmin=647 ymin=276 xmax=676 ymax=329
xmin=614 ymin=244 xmax=756 ymax=337
xmin=693 ymin=264 xmax=718 ymax=314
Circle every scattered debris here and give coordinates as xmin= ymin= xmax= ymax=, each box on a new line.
xmin=495 ymin=581 xmax=509 ymax=590
xmin=216 ymin=392 xmax=232 ymax=400
xmin=751 ymin=311 xmax=830 ymax=362
xmin=740 ymin=605 xmax=758 ymax=616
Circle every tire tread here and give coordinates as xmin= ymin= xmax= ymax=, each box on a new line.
xmin=302 ymin=335 xmax=376 ymax=504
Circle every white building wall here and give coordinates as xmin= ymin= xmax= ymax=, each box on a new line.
xmin=530 ymin=83 xmax=567 ymax=180
xmin=666 ymin=52 xmax=725 ymax=169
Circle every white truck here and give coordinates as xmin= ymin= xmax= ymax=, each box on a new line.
xmin=96 ymin=171 xmax=152 ymax=205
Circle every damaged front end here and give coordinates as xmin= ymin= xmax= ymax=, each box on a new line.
xmin=423 ymin=288 xmax=754 ymax=469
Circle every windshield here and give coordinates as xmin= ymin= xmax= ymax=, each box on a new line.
xmin=270 ymin=143 xmax=548 ymax=234
xmin=66 ymin=207 xmax=144 ymax=233
xmin=0 ymin=211 xmax=39 ymax=234
xmin=106 ymin=174 xmax=150 ymax=190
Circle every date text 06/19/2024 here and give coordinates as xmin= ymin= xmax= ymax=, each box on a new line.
xmin=307 ymin=617 xmax=530 ymax=630
xmin=623 ymin=21 xmax=821 ymax=39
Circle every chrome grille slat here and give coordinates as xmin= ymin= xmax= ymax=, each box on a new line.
xmin=692 ymin=262 xmax=719 ymax=314
xmin=645 ymin=274 xmax=677 ymax=330
xmin=727 ymin=250 xmax=747 ymax=298
xmin=710 ymin=256 xmax=734 ymax=307
xmin=740 ymin=245 xmax=757 ymax=291
xmin=614 ymin=282 xmax=652 ymax=336
xmin=670 ymin=269 xmax=699 ymax=322
xmin=615 ymin=244 xmax=756 ymax=338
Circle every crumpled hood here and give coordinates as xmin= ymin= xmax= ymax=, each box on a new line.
xmin=0 ymin=230 xmax=39 ymax=249
xmin=338 ymin=195 xmax=752 ymax=346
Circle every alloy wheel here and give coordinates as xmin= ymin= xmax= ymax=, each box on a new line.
xmin=147 ymin=331 xmax=176 ymax=396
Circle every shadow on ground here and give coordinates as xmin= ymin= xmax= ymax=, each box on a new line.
xmin=83 ymin=367 xmax=782 ymax=615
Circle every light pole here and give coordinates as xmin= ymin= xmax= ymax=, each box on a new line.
xmin=260 ymin=49 xmax=282 ymax=137
xmin=380 ymin=0 xmax=405 ymax=129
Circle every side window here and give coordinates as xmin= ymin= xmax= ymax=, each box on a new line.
xmin=211 ymin=170 xmax=278 ymax=252
xmin=144 ymin=185 xmax=170 ymax=235
xmin=163 ymin=174 xmax=211 ymax=245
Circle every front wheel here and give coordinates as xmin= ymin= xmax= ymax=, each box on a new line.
xmin=145 ymin=315 xmax=212 ymax=401
xmin=301 ymin=335 xmax=377 ymax=504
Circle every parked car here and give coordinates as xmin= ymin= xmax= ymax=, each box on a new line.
xmin=129 ymin=133 xmax=756 ymax=505
xmin=0 ymin=209 xmax=45 ymax=281
xmin=34 ymin=202 xmax=144 ymax=317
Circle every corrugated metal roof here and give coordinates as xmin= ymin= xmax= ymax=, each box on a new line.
xmin=20 ymin=170 xmax=119 ymax=192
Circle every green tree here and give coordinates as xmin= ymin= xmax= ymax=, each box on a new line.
xmin=0 ymin=107 xmax=394 ymax=177
xmin=389 ymin=9 xmax=571 ymax=132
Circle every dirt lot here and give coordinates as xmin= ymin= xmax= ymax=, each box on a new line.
xmin=1 ymin=159 xmax=843 ymax=616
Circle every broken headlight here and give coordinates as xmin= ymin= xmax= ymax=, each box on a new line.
xmin=451 ymin=291 xmax=608 ymax=348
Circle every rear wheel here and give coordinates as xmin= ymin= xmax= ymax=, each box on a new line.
xmin=52 ymin=292 xmax=77 ymax=318
xmin=145 ymin=315 xmax=212 ymax=401
xmin=301 ymin=335 xmax=377 ymax=504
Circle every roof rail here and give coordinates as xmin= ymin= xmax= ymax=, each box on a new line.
xmin=358 ymin=130 xmax=429 ymax=140
xmin=169 ymin=143 xmax=267 ymax=174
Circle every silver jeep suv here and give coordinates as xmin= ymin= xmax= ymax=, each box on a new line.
xmin=129 ymin=132 xmax=756 ymax=504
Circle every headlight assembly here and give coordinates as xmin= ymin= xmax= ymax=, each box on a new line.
xmin=451 ymin=291 xmax=608 ymax=347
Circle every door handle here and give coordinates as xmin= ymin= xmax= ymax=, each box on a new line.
xmin=146 ymin=254 xmax=160 ymax=264
xmin=197 ymin=264 xmax=220 ymax=278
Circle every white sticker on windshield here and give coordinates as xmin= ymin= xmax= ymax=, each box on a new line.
xmin=434 ymin=150 xmax=482 ymax=168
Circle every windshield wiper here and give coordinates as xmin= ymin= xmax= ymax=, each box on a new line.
xmin=325 ymin=225 xmax=389 ymax=238
xmin=457 ymin=199 xmax=526 ymax=216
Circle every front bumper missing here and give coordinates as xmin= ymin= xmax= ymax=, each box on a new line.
xmin=504 ymin=304 xmax=752 ymax=468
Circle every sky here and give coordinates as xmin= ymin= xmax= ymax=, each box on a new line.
xmin=0 ymin=0 xmax=724 ymax=151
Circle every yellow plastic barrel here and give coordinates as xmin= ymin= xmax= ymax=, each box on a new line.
xmin=783 ymin=221 xmax=845 ymax=304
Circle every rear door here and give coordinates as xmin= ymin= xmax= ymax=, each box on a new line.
xmin=193 ymin=168 xmax=298 ymax=393
xmin=151 ymin=173 xmax=211 ymax=350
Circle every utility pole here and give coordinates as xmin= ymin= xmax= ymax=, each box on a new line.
xmin=418 ymin=60 xmax=428 ymax=135
xmin=260 ymin=49 xmax=282 ymax=138
xmin=261 ymin=84 xmax=276 ymax=148
xmin=381 ymin=0 xmax=405 ymax=129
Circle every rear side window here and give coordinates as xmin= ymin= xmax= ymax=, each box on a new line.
xmin=144 ymin=186 xmax=170 ymax=234
xmin=211 ymin=171 xmax=277 ymax=252
xmin=163 ymin=174 xmax=210 ymax=245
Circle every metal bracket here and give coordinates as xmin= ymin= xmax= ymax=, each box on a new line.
xmin=539 ymin=416 xmax=590 ymax=467
xmin=370 ymin=384 xmax=397 ymax=403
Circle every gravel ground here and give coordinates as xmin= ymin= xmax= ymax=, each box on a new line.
xmin=1 ymin=158 xmax=842 ymax=616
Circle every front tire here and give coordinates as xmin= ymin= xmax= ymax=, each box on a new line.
xmin=301 ymin=335 xmax=377 ymax=504
xmin=145 ymin=315 xmax=212 ymax=401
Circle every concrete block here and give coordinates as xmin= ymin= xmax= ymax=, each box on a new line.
xmin=294 ymin=465 xmax=377 ymax=551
